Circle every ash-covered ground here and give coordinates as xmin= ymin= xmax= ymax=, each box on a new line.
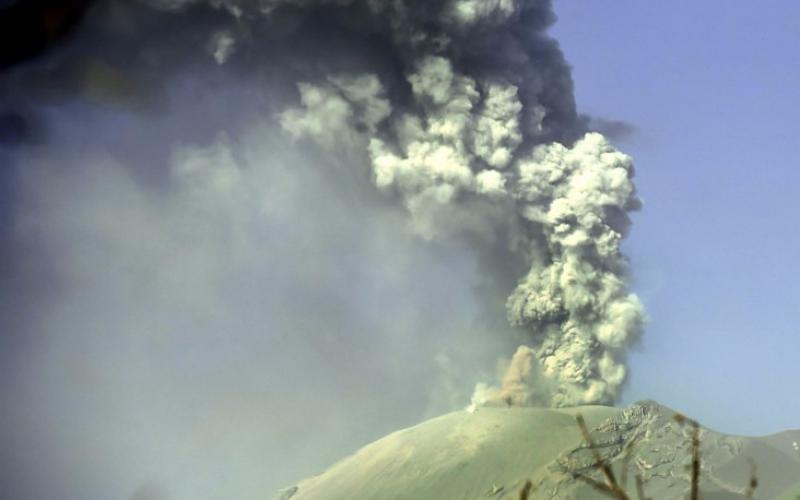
xmin=277 ymin=401 xmax=800 ymax=500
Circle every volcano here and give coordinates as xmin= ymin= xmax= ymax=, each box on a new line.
xmin=275 ymin=401 xmax=800 ymax=500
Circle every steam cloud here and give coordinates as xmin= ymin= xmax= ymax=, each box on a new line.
xmin=0 ymin=0 xmax=644 ymax=498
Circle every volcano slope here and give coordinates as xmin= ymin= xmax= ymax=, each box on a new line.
xmin=274 ymin=401 xmax=800 ymax=500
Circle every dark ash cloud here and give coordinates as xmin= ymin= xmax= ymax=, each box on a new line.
xmin=587 ymin=116 xmax=637 ymax=141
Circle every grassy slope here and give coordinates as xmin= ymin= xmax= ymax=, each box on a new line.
xmin=286 ymin=406 xmax=618 ymax=500
xmin=280 ymin=405 xmax=800 ymax=500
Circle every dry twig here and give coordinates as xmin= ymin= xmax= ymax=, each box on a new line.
xmin=513 ymin=408 xmax=755 ymax=500
xmin=518 ymin=480 xmax=533 ymax=500
xmin=572 ymin=414 xmax=630 ymax=500
xmin=745 ymin=459 xmax=758 ymax=499
xmin=619 ymin=433 xmax=640 ymax=491
xmin=674 ymin=413 xmax=701 ymax=500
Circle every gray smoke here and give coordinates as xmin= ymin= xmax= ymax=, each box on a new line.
xmin=0 ymin=0 xmax=644 ymax=498
xmin=270 ymin=0 xmax=645 ymax=405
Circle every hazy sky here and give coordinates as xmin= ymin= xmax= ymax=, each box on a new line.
xmin=1 ymin=2 xmax=799 ymax=499
xmin=552 ymin=0 xmax=800 ymax=435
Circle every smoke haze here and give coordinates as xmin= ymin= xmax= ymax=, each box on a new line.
xmin=0 ymin=1 xmax=643 ymax=498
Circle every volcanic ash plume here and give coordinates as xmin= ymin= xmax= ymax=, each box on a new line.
xmin=0 ymin=1 xmax=650 ymax=498
xmin=503 ymin=134 xmax=645 ymax=405
xmin=272 ymin=0 xmax=645 ymax=406
xmin=5 ymin=0 xmax=643 ymax=409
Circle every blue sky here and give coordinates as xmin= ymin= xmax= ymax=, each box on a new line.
xmin=553 ymin=0 xmax=800 ymax=434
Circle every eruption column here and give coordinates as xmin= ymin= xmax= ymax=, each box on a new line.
xmin=274 ymin=0 xmax=645 ymax=406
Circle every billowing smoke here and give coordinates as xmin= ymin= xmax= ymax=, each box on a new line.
xmin=504 ymin=134 xmax=644 ymax=405
xmin=0 ymin=0 xmax=644 ymax=498
xmin=271 ymin=0 xmax=645 ymax=406
xmin=468 ymin=345 xmax=551 ymax=409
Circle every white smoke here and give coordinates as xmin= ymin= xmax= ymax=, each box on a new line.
xmin=208 ymin=30 xmax=237 ymax=64
xmin=282 ymin=53 xmax=644 ymax=406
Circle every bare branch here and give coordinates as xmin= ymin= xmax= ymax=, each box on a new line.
xmin=574 ymin=473 xmax=617 ymax=496
xmin=745 ymin=459 xmax=758 ymax=500
xmin=518 ymin=480 xmax=533 ymax=500
xmin=674 ymin=413 xmax=701 ymax=500
xmin=575 ymin=414 xmax=630 ymax=500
